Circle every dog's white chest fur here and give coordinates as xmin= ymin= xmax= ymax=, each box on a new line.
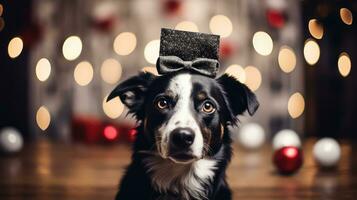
xmin=144 ymin=156 xmax=217 ymax=200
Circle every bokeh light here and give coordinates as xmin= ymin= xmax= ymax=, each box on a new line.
xmin=8 ymin=37 xmax=23 ymax=59
xmin=252 ymin=31 xmax=273 ymax=56
xmin=101 ymin=58 xmax=122 ymax=84
xmin=74 ymin=61 xmax=93 ymax=86
xmin=225 ymin=64 xmax=246 ymax=83
xmin=308 ymin=19 xmax=324 ymax=39
xmin=103 ymin=125 xmax=118 ymax=141
xmin=35 ymin=58 xmax=51 ymax=82
xmin=62 ymin=36 xmax=82 ymax=61
xmin=338 ymin=52 xmax=351 ymax=77
xmin=142 ymin=66 xmax=159 ymax=76
xmin=0 ymin=4 xmax=3 ymax=16
xmin=278 ymin=46 xmax=296 ymax=73
xmin=36 ymin=106 xmax=51 ymax=131
xmin=244 ymin=66 xmax=262 ymax=91
xmin=113 ymin=32 xmax=137 ymax=56
xmin=209 ymin=15 xmax=233 ymax=38
xmin=175 ymin=21 xmax=199 ymax=32
xmin=340 ymin=8 xmax=353 ymax=25
xmin=303 ymin=39 xmax=320 ymax=65
xmin=288 ymin=92 xmax=305 ymax=119
xmin=103 ymin=96 xmax=124 ymax=119
xmin=144 ymin=40 xmax=160 ymax=64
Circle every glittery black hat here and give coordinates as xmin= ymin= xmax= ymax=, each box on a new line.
xmin=160 ymin=28 xmax=220 ymax=61
xmin=157 ymin=28 xmax=220 ymax=77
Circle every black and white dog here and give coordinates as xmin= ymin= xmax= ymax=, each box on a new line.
xmin=107 ymin=69 xmax=259 ymax=200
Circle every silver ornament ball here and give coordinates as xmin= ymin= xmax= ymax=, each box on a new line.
xmin=0 ymin=127 xmax=24 ymax=153
xmin=313 ymin=138 xmax=341 ymax=167
xmin=272 ymin=129 xmax=301 ymax=150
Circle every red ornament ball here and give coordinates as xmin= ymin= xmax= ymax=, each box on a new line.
xmin=92 ymin=16 xmax=116 ymax=32
xmin=273 ymin=146 xmax=303 ymax=174
xmin=163 ymin=0 xmax=182 ymax=16
xmin=266 ymin=10 xmax=285 ymax=28
xmin=219 ymin=40 xmax=235 ymax=60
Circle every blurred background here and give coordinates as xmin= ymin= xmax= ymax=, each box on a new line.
xmin=0 ymin=0 xmax=355 ymax=143
xmin=0 ymin=0 xmax=356 ymax=199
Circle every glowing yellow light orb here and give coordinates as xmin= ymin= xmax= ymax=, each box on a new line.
xmin=35 ymin=58 xmax=51 ymax=82
xmin=209 ymin=15 xmax=233 ymax=38
xmin=36 ymin=106 xmax=51 ymax=131
xmin=338 ymin=52 xmax=351 ymax=77
xmin=113 ymin=32 xmax=137 ymax=56
xmin=278 ymin=46 xmax=296 ymax=73
xmin=144 ymin=40 xmax=160 ymax=64
xmin=303 ymin=39 xmax=320 ymax=65
xmin=340 ymin=8 xmax=353 ymax=25
xmin=62 ymin=36 xmax=82 ymax=61
xmin=288 ymin=92 xmax=305 ymax=119
xmin=8 ymin=37 xmax=23 ymax=58
xmin=103 ymin=96 xmax=124 ymax=119
xmin=308 ymin=19 xmax=324 ymax=39
xmin=252 ymin=31 xmax=273 ymax=56
xmin=225 ymin=64 xmax=246 ymax=83
xmin=101 ymin=58 xmax=122 ymax=84
xmin=244 ymin=66 xmax=262 ymax=91
xmin=0 ymin=4 xmax=3 ymax=16
xmin=141 ymin=66 xmax=159 ymax=76
xmin=175 ymin=21 xmax=199 ymax=32
xmin=74 ymin=61 xmax=93 ymax=86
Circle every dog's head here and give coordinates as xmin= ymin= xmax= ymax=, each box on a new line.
xmin=107 ymin=71 xmax=258 ymax=163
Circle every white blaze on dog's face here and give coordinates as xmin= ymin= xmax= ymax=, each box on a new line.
xmin=158 ymin=74 xmax=204 ymax=162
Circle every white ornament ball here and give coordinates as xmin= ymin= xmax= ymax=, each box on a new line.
xmin=313 ymin=138 xmax=341 ymax=167
xmin=272 ymin=129 xmax=301 ymax=150
xmin=238 ymin=123 xmax=265 ymax=149
xmin=0 ymin=127 xmax=24 ymax=153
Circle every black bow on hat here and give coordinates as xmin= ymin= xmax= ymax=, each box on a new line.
xmin=156 ymin=28 xmax=220 ymax=78
xmin=156 ymin=56 xmax=219 ymax=78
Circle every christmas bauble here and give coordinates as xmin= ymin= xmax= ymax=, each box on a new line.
xmin=219 ymin=40 xmax=235 ymax=60
xmin=238 ymin=123 xmax=265 ymax=149
xmin=272 ymin=129 xmax=301 ymax=150
xmin=0 ymin=127 xmax=23 ymax=153
xmin=273 ymin=146 xmax=303 ymax=174
xmin=313 ymin=138 xmax=341 ymax=167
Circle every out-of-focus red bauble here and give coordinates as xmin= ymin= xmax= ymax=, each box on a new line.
xmin=92 ymin=16 xmax=116 ymax=32
xmin=273 ymin=146 xmax=303 ymax=174
xmin=219 ymin=40 xmax=235 ymax=60
xmin=266 ymin=10 xmax=285 ymax=28
xmin=163 ymin=0 xmax=182 ymax=16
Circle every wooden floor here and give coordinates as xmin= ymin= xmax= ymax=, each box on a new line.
xmin=0 ymin=139 xmax=356 ymax=200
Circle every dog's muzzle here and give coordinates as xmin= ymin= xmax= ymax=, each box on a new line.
xmin=168 ymin=128 xmax=197 ymax=163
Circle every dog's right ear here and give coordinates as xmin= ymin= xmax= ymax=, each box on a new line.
xmin=107 ymin=72 xmax=156 ymax=117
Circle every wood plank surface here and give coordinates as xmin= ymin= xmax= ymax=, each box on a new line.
xmin=0 ymin=139 xmax=356 ymax=200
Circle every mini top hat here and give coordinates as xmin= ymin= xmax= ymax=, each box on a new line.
xmin=156 ymin=28 xmax=220 ymax=78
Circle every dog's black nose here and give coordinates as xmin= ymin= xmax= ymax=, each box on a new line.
xmin=170 ymin=128 xmax=195 ymax=149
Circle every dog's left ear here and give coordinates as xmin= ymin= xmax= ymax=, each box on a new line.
xmin=107 ymin=72 xmax=156 ymax=118
xmin=218 ymin=74 xmax=259 ymax=118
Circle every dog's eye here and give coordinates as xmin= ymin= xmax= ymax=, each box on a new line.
xmin=156 ymin=98 xmax=169 ymax=110
xmin=202 ymin=102 xmax=216 ymax=114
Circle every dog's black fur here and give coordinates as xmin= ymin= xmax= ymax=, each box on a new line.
xmin=108 ymin=70 xmax=259 ymax=200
